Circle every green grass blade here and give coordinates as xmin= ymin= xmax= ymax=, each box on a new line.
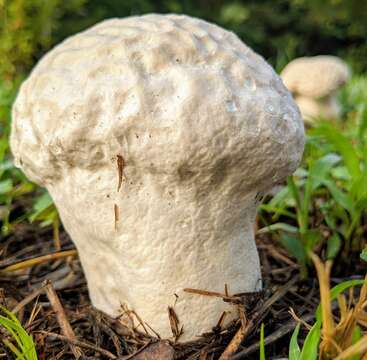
xmin=315 ymin=279 xmax=366 ymax=322
xmin=289 ymin=323 xmax=301 ymax=360
xmin=349 ymin=326 xmax=362 ymax=360
xmin=287 ymin=176 xmax=306 ymax=232
xmin=326 ymin=233 xmax=342 ymax=260
xmin=259 ymin=323 xmax=266 ymax=360
xmin=2 ymin=338 xmax=25 ymax=359
xmin=280 ymin=234 xmax=307 ymax=265
xmin=299 ymin=321 xmax=321 ymax=360
xmin=316 ymin=123 xmax=361 ymax=179
xmin=257 ymin=222 xmax=299 ymax=234
xmin=323 ymin=179 xmax=354 ymax=213
xmin=0 ymin=306 xmax=37 ymax=360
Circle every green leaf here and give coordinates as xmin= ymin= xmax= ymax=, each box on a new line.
xmin=0 ymin=179 xmax=12 ymax=194
xmin=288 ymin=176 xmax=307 ymax=232
xmin=331 ymin=166 xmax=351 ymax=181
xmin=326 ymin=233 xmax=342 ymax=260
xmin=268 ymin=186 xmax=291 ymax=207
xmin=316 ymin=123 xmax=361 ymax=179
xmin=293 ymin=167 xmax=308 ymax=178
xmin=355 ymin=196 xmax=367 ymax=213
xmin=29 ymin=192 xmax=56 ymax=223
xmin=357 ymin=103 xmax=367 ymax=141
xmin=299 ymin=321 xmax=321 ymax=360
xmin=289 ymin=323 xmax=301 ymax=360
xmin=280 ymin=234 xmax=307 ymax=265
xmin=349 ymin=326 xmax=362 ymax=360
xmin=0 ymin=305 xmax=37 ymax=360
xmin=303 ymin=230 xmax=321 ymax=254
xmin=257 ymin=223 xmax=299 ymax=234
xmin=0 ymin=160 xmax=14 ymax=176
xmin=309 ymin=153 xmax=341 ymax=191
xmin=323 ymin=179 xmax=354 ymax=213
xmin=360 ymin=248 xmax=367 ymax=263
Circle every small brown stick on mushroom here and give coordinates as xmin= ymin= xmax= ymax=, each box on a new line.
xmin=43 ymin=280 xmax=83 ymax=359
xmin=116 ymin=155 xmax=125 ymax=192
xmin=224 ymin=284 xmax=229 ymax=297
xmin=183 ymin=288 xmax=235 ymax=303
xmin=183 ymin=287 xmax=261 ymax=306
xmin=130 ymin=309 xmax=150 ymax=335
xmin=168 ymin=306 xmax=183 ymax=341
xmin=114 ymin=204 xmax=120 ymax=231
xmin=215 ymin=311 xmax=228 ymax=329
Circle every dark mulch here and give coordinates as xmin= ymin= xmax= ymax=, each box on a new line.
xmin=0 ymin=223 xmax=361 ymax=359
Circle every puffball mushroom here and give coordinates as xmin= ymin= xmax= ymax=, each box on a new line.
xmin=10 ymin=14 xmax=305 ymax=341
xmin=281 ymin=55 xmax=350 ymax=121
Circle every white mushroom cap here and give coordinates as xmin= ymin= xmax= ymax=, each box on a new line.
xmin=281 ymin=55 xmax=350 ymax=98
xmin=11 ymin=14 xmax=304 ymax=340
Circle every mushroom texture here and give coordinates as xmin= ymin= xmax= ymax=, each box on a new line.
xmin=281 ymin=55 xmax=350 ymax=121
xmin=11 ymin=14 xmax=305 ymax=341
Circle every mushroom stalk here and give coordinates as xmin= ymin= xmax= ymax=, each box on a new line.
xmin=49 ymin=177 xmax=261 ymax=339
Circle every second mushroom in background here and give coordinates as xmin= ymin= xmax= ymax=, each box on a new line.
xmin=281 ymin=55 xmax=350 ymax=122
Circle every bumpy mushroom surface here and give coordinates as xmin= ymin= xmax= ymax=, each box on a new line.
xmin=281 ymin=55 xmax=350 ymax=121
xmin=11 ymin=14 xmax=304 ymax=341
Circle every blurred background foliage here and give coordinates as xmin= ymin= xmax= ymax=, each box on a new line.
xmin=0 ymin=0 xmax=367 ymax=82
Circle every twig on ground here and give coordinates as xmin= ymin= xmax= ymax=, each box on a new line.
xmin=222 ymin=275 xmax=299 ymax=359
xmin=0 ymin=249 xmax=77 ymax=273
xmin=43 ymin=280 xmax=83 ymax=359
xmin=39 ymin=331 xmax=118 ymax=359
xmin=11 ymin=287 xmax=44 ymax=314
xmin=120 ymin=341 xmax=153 ymax=360
xmin=218 ymin=307 xmax=247 ymax=360
xmin=258 ymin=243 xmax=298 ymax=267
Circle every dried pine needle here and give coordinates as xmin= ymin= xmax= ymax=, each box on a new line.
xmin=0 ymin=249 xmax=77 ymax=273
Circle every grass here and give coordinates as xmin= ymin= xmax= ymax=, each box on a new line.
xmin=288 ymin=254 xmax=367 ymax=360
xmin=0 ymin=306 xmax=37 ymax=360
xmin=259 ymin=323 xmax=266 ymax=359
xmin=259 ymin=76 xmax=367 ymax=275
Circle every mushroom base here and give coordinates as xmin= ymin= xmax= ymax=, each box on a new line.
xmin=48 ymin=173 xmax=262 ymax=341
